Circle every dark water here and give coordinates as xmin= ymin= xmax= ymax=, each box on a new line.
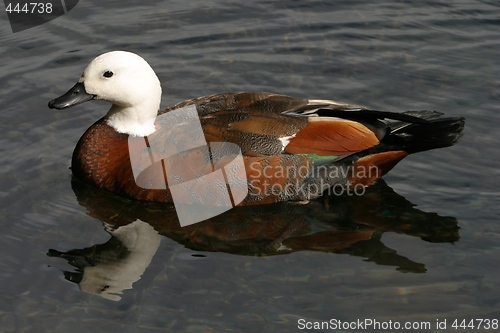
xmin=1 ymin=0 xmax=499 ymax=332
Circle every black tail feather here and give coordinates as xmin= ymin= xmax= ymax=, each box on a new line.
xmin=313 ymin=110 xmax=465 ymax=169
xmin=385 ymin=116 xmax=465 ymax=154
xmin=315 ymin=108 xmax=432 ymax=124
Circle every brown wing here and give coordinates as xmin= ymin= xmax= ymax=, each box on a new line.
xmin=161 ymin=92 xmax=380 ymax=157
xmin=284 ymin=117 xmax=380 ymax=156
xmin=201 ymin=110 xmax=306 ymax=156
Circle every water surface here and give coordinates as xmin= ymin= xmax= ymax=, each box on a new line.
xmin=1 ymin=0 xmax=499 ymax=332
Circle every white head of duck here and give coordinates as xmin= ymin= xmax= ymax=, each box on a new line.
xmin=49 ymin=51 xmax=162 ymax=137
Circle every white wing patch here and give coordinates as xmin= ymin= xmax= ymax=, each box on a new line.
xmin=307 ymin=99 xmax=344 ymax=105
xmin=279 ymin=134 xmax=296 ymax=150
xmin=306 ymin=99 xmax=365 ymax=111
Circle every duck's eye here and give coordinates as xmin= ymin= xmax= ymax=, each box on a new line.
xmin=103 ymin=71 xmax=114 ymax=78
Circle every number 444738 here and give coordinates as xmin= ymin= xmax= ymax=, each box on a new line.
xmin=452 ymin=319 xmax=498 ymax=330
xmin=5 ymin=3 xmax=53 ymax=14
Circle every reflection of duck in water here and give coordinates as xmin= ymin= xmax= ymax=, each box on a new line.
xmin=49 ymin=51 xmax=464 ymax=206
xmin=48 ymin=220 xmax=161 ymax=301
xmin=48 ymin=178 xmax=459 ymax=300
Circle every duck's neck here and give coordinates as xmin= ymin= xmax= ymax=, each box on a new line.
xmin=105 ymin=102 xmax=158 ymax=137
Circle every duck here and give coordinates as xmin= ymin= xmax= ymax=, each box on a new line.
xmin=48 ymin=51 xmax=464 ymax=206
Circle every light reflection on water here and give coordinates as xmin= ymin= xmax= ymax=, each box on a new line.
xmin=47 ymin=177 xmax=460 ymax=300
xmin=0 ymin=0 xmax=499 ymax=331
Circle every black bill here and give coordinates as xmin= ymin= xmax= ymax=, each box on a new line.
xmin=48 ymin=82 xmax=95 ymax=110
